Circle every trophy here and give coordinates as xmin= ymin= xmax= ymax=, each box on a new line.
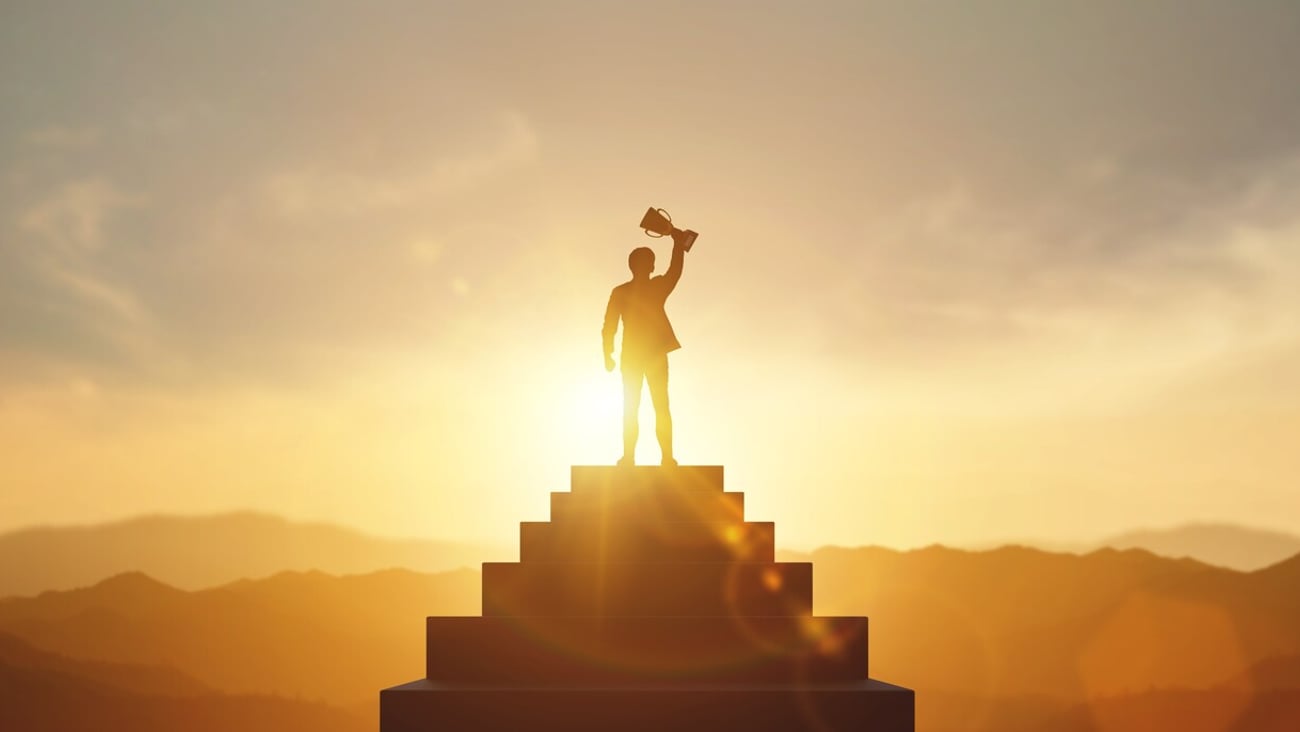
xmin=639 ymin=207 xmax=698 ymax=251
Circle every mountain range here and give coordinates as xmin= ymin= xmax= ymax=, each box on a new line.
xmin=0 ymin=631 xmax=367 ymax=732
xmin=0 ymin=568 xmax=479 ymax=700
xmin=1095 ymin=523 xmax=1300 ymax=572
xmin=1 ymin=545 xmax=1298 ymax=731
xmin=0 ymin=512 xmax=507 ymax=597
xmin=2 ymin=512 xmax=1297 ymax=598
xmin=780 ymin=545 xmax=1300 ymax=698
xmin=985 ymin=523 xmax=1300 ymax=572
xmin=3 ymin=513 xmax=1298 ymax=730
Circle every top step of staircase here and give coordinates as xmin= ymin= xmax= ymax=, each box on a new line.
xmin=571 ymin=466 xmax=724 ymax=493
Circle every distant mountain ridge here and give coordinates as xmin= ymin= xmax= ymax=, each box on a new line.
xmin=0 ymin=567 xmax=480 ymax=702
xmin=0 ymin=512 xmax=508 ymax=597
xmin=964 ymin=522 xmax=1300 ymax=572
xmin=0 ymin=630 xmax=366 ymax=732
xmin=777 ymin=544 xmax=1300 ymax=699
xmin=4 ymin=546 xmax=1299 ymax=702
xmin=0 ymin=630 xmax=208 ymax=697
xmin=1 ymin=547 xmax=1297 ymax=730
xmin=1097 ymin=523 xmax=1300 ymax=572
xmin=2 ymin=513 xmax=1297 ymax=600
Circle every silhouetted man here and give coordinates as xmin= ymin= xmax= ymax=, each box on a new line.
xmin=602 ymin=234 xmax=688 ymax=466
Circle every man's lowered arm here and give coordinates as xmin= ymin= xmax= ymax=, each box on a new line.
xmin=601 ymin=289 xmax=620 ymax=371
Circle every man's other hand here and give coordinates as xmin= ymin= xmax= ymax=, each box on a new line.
xmin=604 ymin=354 xmax=616 ymax=372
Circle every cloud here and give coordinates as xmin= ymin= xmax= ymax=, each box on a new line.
xmin=19 ymin=178 xmax=144 ymax=253
xmin=24 ymin=125 xmax=101 ymax=150
xmin=260 ymin=111 xmax=538 ymax=218
xmin=2 ymin=0 xmax=1299 ymax=405
xmin=0 ymin=0 xmax=1298 ymax=545
xmin=1 ymin=99 xmax=546 ymax=390
xmin=1 ymin=177 xmax=160 ymax=383
xmin=859 ymin=155 xmax=1296 ymax=327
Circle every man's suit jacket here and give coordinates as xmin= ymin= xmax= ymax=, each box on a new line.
xmin=602 ymin=243 xmax=685 ymax=366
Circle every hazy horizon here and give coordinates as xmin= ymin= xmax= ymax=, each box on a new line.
xmin=4 ymin=507 xmax=1298 ymax=568
xmin=3 ymin=1 xmax=1299 ymax=549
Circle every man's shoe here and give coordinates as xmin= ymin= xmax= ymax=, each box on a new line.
xmin=617 ymin=456 xmax=635 ymax=467
xmin=661 ymin=457 xmax=677 ymax=467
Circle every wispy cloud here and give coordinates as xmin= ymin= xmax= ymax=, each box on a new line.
xmin=261 ymin=111 xmax=538 ymax=218
xmin=19 ymin=178 xmax=144 ymax=253
xmin=3 ymin=178 xmax=161 ymax=382
xmin=0 ymin=0 xmax=1298 ymax=544
xmin=24 ymin=125 xmax=101 ymax=150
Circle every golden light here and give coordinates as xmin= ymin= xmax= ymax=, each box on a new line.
xmin=529 ymin=365 xmax=624 ymax=465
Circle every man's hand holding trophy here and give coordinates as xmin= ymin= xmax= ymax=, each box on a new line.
xmin=639 ymin=207 xmax=699 ymax=251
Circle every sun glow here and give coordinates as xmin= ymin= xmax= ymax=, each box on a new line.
xmin=532 ymin=370 xmax=624 ymax=465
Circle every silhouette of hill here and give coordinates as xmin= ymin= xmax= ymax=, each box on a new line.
xmin=0 ymin=630 xmax=367 ymax=732
xmin=0 ymin=568 xmax=479 ymax=702
xmin=0 ymin=665 xmax=368 ymax=732
xmin=4 ymin=512 xmax=1294 ymax=599
xmin=2 ymin=546 xmax=1297 ymax=729
xmin=1255 ymin=550 xmax=1300 ymax=583
xmin=1095 ymin=523 xmax=1300 ymax=572
xmin=0 ymin=512 xmax=506 ymax=596
xmin=966 ymin=522 xmax=1300 ymax=571
xmin=920 ymin=684 xmax=1300 ymax=732
xmin=1239 ymin=655 xmax=1300 ymax=692
xmin=1043 ymin=687 xmax=1300 ymax=732
xmin=775 ymin=545 xmax=1300 ymax=699
xmin=0 ymin=631 xmax=208 ymax=696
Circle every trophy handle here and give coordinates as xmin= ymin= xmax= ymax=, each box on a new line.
xmin=644 ymin=208 xmax=672 ymax=238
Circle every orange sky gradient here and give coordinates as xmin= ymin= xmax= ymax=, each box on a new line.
xmin=2 ymin=1 xmax=1298 ymax=549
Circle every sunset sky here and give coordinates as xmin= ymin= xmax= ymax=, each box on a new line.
xmin=2 ymin=1 xmax=1298 ymax=550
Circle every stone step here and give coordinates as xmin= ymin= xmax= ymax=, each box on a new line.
xmin=482 ymin=562 xmax=812 ymax=617
xmin=570 ymin=465 xmax=724 ymax=494
xmin=381 ymin=679 xmax=914 ymax=732
xmin=549 ymin=490 xmax=745 ymax=525
xmin=519 ymin=520 xmax=775 ymax=563
xmin=425 ymin=615 xmax=868 ymax=684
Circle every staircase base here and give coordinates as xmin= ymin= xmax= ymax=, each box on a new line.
xmin=380 ymin=678 xmax=914 ymax=731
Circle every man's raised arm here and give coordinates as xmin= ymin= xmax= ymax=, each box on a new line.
xmin=662 ymin=237 xmax=686 ymax=293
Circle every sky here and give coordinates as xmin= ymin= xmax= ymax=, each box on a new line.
xmin=2 ymin=0 xmax=1298 ymax=550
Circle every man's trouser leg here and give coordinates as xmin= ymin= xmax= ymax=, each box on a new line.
xmin=645 ymin=355 xmax=672 ymax=463
xmin=621 ymin=359 xmax=645 ymax=463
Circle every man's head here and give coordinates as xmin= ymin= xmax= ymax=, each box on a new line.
xmin=628 ymin=246 xmax=655 ymax=277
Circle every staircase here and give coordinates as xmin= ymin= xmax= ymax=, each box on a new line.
xmin=380 ymin=466 xmax=914 ymax=731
